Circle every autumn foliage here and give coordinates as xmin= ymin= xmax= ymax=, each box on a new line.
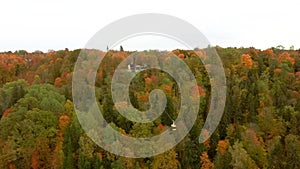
xmin=241 ymin=54 xmax=253 ymax=68
xmin=0 ymin=47 xmax=300 ymax=169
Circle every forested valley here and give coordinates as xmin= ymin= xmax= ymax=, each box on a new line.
xmin=0 ymin=46 xmax=300 ymax=169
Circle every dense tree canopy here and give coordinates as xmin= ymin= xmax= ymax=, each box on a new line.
xmin=0 ymin=47 xmax=300 ymax=168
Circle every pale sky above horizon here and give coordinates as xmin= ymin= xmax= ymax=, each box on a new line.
xmin=0 ymin=0 xmax=299 ymax=52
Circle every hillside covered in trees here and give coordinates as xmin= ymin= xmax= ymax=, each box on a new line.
xmin=0 ymin=47 xmax=300 ymax=169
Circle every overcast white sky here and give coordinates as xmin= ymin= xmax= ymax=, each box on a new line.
xmin=0 ymin=0 xmax=299 ymax=52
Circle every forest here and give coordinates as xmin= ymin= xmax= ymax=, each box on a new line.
xmin=0 ymin=46 xmax=300 ymax=169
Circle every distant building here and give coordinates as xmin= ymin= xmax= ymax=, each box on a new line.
xmin=25 ymin=58 xmax=32 ymax=63
xmin=128 ymin=63 xmax=148 ymax=72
